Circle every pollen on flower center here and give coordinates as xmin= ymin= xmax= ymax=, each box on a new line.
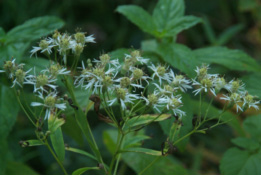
xmin=198 ymin=67 xmax=208 ymax=79
xmin=74 ymin=32 xmax=85 ymax=45
xmin=92 ymin=68 xmax=104 ymax=77
xmin=120 ymin=77 xmax=131 ymax=88
xmin=230 ymin=93 xmax=241 ymax=102
xmin=157 ymin=66 xmax=166 ymax=77
xmin=100 ymin=54 xmax=110 ymax=65
xmin=200 ymin=78 xmax=212 ymax=88
xmin=103 ymin=76 xmax=112 ymax=87
xmin=116 ymin=88 xmax=126 ymax=100
xmin=244 ymin=94 xmax=253 ymax=103
xmin=44 ymin=96 xmax=56 ymax=107
xmin=36 ymin=74 xmax=48 ymax=87
xmin=39 ymin=40 xmax=49 ymax=50
xmin=171 ymin=98 xmax=182 ymax=108
xmin=49 ymin=64 xmax=60 ymax=77
xmin=133 ymin=69 xmax=143 ymax=80
xmin=172 ymin=75 xmax=184 ymax=86
xmin=15 ymin=69 xmax=25 ymax=83
xmin=231 ymin=80 xmax=240 ymax=92
xmin=148 ymin=94 xmax=158 ymax=105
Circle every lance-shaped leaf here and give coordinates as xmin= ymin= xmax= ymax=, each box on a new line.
xmin=116 ymin=5 xmax=157 ymax=36
xmin=22 ymin=140 xmax=43 ymax=147
xmin=123 ymin=114 xmax=171 ymax=132
xmin=120 ymin=147 xmax=162 ymax=156
xmin=65 ymin=147 xmax=97 ymax=161
xmin=48 ymin=115 xmax=65 ymax=162
xmin=72 ymin=167 xmax=100 ymax=175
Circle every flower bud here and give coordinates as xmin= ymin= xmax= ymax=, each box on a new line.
xmin=36 ymin=74 xmax=48 ymax=87
xmin=99 ymin=54 xmax=110 ymax=65
xmin=103 ymin=76 xmax=112 ymax=87
xmin=120 ymin=77 xmax=131 ymax=88
xmin=133 ymin=68 xmax=143 ymax=80
xmin=74 ymin=44 xmax=84 ymax=56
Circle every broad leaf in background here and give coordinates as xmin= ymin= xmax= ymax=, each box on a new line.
xmin=142 ymin=39 xmax=199 ymax=77
xmin=220 ymin=115 xmax=261 ymax=175
xmin=72 ymin=167 xmax=99 ymax=175
xmin=116 ymin=5 xmax=157 ymax=36
xmin=117 ymin=0 xmax=201 ymax=38
xmin=0 ymin=16 xmax=64 ymax=62
xmin=238 ymin=0 xmax=258 ymax=11
xmin=0 ymin=86 xmax=19 ymax=174
xmin=241 ymin=72 xmax=261 ymax=98
xmin=193 ymin=46 xmax=260 ymax=72
xmin=5 ymin=161 xmax=39 ymax=175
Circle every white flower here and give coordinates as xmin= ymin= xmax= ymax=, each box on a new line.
xmin=124 ymin=53 xmax=149 ymax=65
xmin=2 ymin=59 xmax=24 ymax=78
xmin=224 ymin=79 xmax=245 ymax=93
xmin=168 ymin=70 xmax=192 ymax=92
xmin=11 ymin=68 xmax=32 ymax=88
xmin=142 ymin=92 xmax=166 ymax=113
xmin=243 ymin=93 xmax=260 ymax=110
xmin=74 ymin=62 xmax=118 ymax=93
xmin=31 ymin=91 xmax=66 ymax=120
xmin=85 ymin=34 xmax=96 ymax=43
xmin=108 ymin=88 xmax=140 ymax=110
xmin=164 ymin=95 xmax=185 ymax=117
xmin=153 ymin=83 xmax=175 ymax=97
xmin=220 ymin=93 xmax=243 ymax=112
xmin=30 ymin=39 xmax=55 ymax=57
xmin=148 ymin=64 xmax=170 ymax=85
xmin=129 ymin=67 xmax=150 ymax=86
xmin=41 ymin=63 xmax=70 ymax=77
xmin=192 ymin=78 xmax=216 ymax=96
xmin=24 ymin=68 xmax=57 ymax=93
xmin=115 ymin=77 xmax=143 ymax=89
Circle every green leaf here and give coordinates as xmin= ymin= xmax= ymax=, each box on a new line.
xmin=153 ymin=0 xmax=184 ymax=33
xmin=6 ymin=16 xmax=64 ymax=44
xmin=123 ymin=114 xmax=171 ymax=132
xmin=123 ymin=135 xmax=151 ymax=148
xmin=23 ymin=57 xmax=50 ymax=74
xmin=163 ymin=16 xmax=202 ymax=37
xmin=0 ymin=85 xmax=19 ymax=139
xmin=26 ymin=140 xmax=44 ymax=147
xmin=220 ymin=148 xmax=261 ymax=175
xmin=217 ymin=24 xmax=244 ymax=45
xmin=116 ymin=5 xmax=157 ymax=36
xmin=6 ymin=161 xmax=39 ymax=175
xmin=241 ymin=72 xmax=261 ymax=98
xmin=0 ymin=140 xmax=8 ymax=174
xmin=72 ymin=167 xmax=100 ymax=175
xmin=65 ymin=147 xmax=97 ymax=161
xmin=231 ymin=137 xmax=260 ymax=151
xmin=109 ymin=48 xmax=130 ymax=63
xmin=48 ymin=116 xmax=65 ymax=162
xmin=48 ymin=115 xmax=65 ymax=133
xmin=202 ymin=17 xmax=216 ymax=44
xmin=193 ymin=46 xmax=260 ymax=72
xmin=243 ymin=115 xmax=261 ymax=139
xmin=157 ymin=43 xmax=199 ymax=77
xmin=121 ymin=147 xmax=162 ymax=156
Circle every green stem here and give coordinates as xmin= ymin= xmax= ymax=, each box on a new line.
xmin=45 ymin=140 xmax=68 ymax=175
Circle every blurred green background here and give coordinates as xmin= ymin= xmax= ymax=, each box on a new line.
xmin=1 ymin=0 xmax=261 ymax=174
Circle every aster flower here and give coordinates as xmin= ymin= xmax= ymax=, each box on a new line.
xmin=224 ymin=79 xmax=245 ymax=93
xmin=31 ymin=91 xmax=66 ymax=120
xmin=93 ymin=54 xmax=121 ymax=69
xmin=25 ymin=68 xmax=57 ymax=93
xmin=168 ymin=70 xmax=192 ymax=92
xmin=164 ymin=95 xmax=186 ymax=118
xmin=11 ymin=68 xmax=32 ymax=88
xmin=220 ymin=93 xmax=243 ymax=112
xmin=30 ymin=39 xmax=55 ymax=57
xmin=129 ymin=67 xmax=150 ymax=86
xmin=124 ymin=50 xmax=149 ymax=65
xmin=242 ymin=93 xmax=260 ymax=110
xmin=142 ymin=92 xmax=166 ymax=113
xmin=192 ymin=77 xmax=216 ymax=96
xmin=108 ymin=88 xmax=140 ymax=110
xmin=41 ymin=63 xmax=70 ymax=77
xmin=148 ymin=64 xmax=170 ymax=85
xmin=153 ymin=83 xmax=175 ymax=97
xmin=2 ymin=59 xmax=24 ymax=78
xmin=74 ymin=61 xmax=118 ymax=93
xmin=115 ymin=77 xmax=143 ymax=89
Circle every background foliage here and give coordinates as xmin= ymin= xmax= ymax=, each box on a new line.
xmin=0 ymin=0 xmax=261 ymax=174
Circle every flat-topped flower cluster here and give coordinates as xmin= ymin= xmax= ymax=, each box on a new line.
xmin=0 ymin=31 xmax=259 ymax=122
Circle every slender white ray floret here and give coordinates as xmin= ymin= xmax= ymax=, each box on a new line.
xmin=192 ymin=77 xmax=216 ymax=96
xmin=142 ymin=91 xmax=166 ymax=113
xmin=242 ymin=93 xmax=260 ymax=110
xmin=164 ymin=95 xmax=186 ymax=118
xmin=24 ymin=68 xmax=57 ymax=93
xmin=12 ymin=68 xmax=32 ymax=88
xmin=108 ymin=88 xmax=140 ymax=110
xmin=41 ymin=63 xmax=70 ymax=77
xmin=2 ymin=59 xmax=24 ymax=78
xmin=168 ymin=70 xmax=192 ymax=92
xmin=30 ymin=39 xmax=55 ymax=57
xmin=31 ymin=91 xmax=66 ymax=120
xmin=93 ymin=54 xmax=121 ymax=69
xmin=154 ymin=83 xmax=175 ymax=97
xmin=148 ymin=64 xmax=170 ymax=85
xmin=221 ymin=93 xmax=243 ymax=112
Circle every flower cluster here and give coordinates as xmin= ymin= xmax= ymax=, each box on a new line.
xmin=74 ymin=50 xmax=191 ymax=118
xmin=192 ymin=65 xmax=260 ymax=112
xmin=30 ymin=30 xmax=95 ymax=64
